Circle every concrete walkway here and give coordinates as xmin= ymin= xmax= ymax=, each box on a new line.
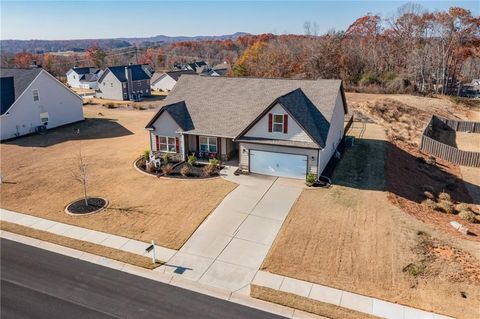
xmin=0 ymin=208 xmax=178 ymax=263
xmin=156 ymin=166 xmax=304 ymax=293
xmin=252 ymin=271 xmax=453 ymax=319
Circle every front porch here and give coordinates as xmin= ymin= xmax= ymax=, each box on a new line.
xmin=184 ymin=134 xmax=239 ymax=163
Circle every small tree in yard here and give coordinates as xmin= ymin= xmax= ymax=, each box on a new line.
xmin=71 ymin=150 xmax=89 ymax=206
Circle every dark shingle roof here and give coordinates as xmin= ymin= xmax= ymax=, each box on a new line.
xmin=103 ymin=64 xmax=151 ymax=82
xmin=71 ymin=67 xmax=98 ymax=75
xmin=0 ymin=77 xmax=15 ymax=115
xmin=167 ymin=70 xmax=197 ymax=82
xmin=146 ymin=101 xmax=194 ymax=131
xmin=276 ymin=88 xmax=330 ymax=147
xmin=0 ymin=68 xmax=43 ymax=102
xmin=147 ymin=76 xmax=347 ymax=147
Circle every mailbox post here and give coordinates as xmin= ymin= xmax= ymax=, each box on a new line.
xmin=145 ymin=240 xmax=156 ymax=264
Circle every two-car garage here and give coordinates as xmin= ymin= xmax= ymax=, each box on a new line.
xmin=249 ymin=150 xmax=308 ymax=179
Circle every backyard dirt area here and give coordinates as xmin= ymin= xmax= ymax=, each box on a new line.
xmin=456 ymin=132 xmax=480 ymax=151
xmin=261 ymin=123 xmax=480 ymax=319
xmin=0 ymin=106 xmax=236 ymax=250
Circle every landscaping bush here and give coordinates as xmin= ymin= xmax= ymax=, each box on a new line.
xmin=455 ymin=203 xmax=470 ymax=213
xmin=305 ymin=172 xmax=316 ymax=187
xmin=146 ymin=161 xmax=156 ymax=173
xmin=459 ymin=210 xmax=477 ymax=223
xmin=105 ymin=102 xmax=116 ymax=109
xmin=209 ymin=158 xmax=220 ymax=167
xmin=162 ymin=164 xmax=173 ymax=175
xmin=423 ymin=191 xmax=435 ymax=200
xmin=143 ymin=150 xmax=150 ymax=161
xmin=434 ymin=200 xmax=454 ymax=214
xmin=422 ymin=198 xmax=436 ymax=210
xmin=162 ymin=153 xmax=169 ymax=163
xmin=438 ymin=192 xmax=451 ymax=202
xmin=180 ymin=164 xmax=191 ymax=177
xmin=187 ymin=154 xmax=197 ymax=166
xmin=202 ymin=164 xmax=217 ymax=177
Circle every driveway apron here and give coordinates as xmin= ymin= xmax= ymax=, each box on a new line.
xmin=159 ymin=168 xmax=304 ymax=293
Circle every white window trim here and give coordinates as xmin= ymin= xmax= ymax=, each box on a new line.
xmin=272 ymin=113 xmax=284 ymax=133
xmin=158 ymin=136 xmax=177 ymax=153
xmin=199 ymin=136 xmax=218 ymax=153
xmin=32 ymin=89 xmax=40 ymax=102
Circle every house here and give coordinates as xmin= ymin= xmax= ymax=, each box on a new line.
xmin=174 ymin=61 xmax=209 ymax=73
xmin=96 ymin=64 xmax=151 ymax=101
xmin=1 ymin=68 xmax=84 ymax=140
xmin=66 ymin=66 xmax=103 ymax=89
xmin=145 ymin=76 xmax=348 ymax=180
xmin=202 ymin=62 xmax=230 ymax=77
xmin=150 ymin=70 xmax=197 ymax=92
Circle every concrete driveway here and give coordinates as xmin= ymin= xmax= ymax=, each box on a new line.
xmin=156 ymin=167 xmax=304 ymax=293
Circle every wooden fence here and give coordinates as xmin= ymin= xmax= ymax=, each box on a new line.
xmin=419 ymin=115 xmax=480 ymax=167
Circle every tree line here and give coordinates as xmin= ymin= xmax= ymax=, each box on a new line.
xmin=1 ymin=4 xmax=478 ymax=95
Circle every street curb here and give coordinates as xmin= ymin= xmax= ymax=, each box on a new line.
xmin=0 ymin=231 xmax=312 ymax=319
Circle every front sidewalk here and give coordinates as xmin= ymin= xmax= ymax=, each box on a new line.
xmin=0 ymin=208 xmax=177 ymax=262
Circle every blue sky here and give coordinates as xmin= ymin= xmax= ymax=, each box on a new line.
xmin=1 ymin=1 xmax=478 ymax=40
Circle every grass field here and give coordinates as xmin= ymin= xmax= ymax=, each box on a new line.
xmin=261 ymin=124 xmax=480 ymax=319
xmin=0 ymin=106 xmax=236 ymax=250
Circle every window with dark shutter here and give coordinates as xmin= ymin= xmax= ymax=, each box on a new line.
xmin=268 ymin=113 xmax=273 ymax=132
xmin=175 ymin=137 xmax=180 ymax=153
xmin=155 ymin=135 xmax=160 ymax=151
xmin=283 ymin=114 xmax=288 ymax=134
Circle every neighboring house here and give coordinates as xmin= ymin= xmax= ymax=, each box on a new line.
xmin=66 ymin=66 xmax=103 ymax=89
xmin=96 ymin=64 xmax=151 ymax=101
xmin=174 ymin=61 xmax=209 ymax=73
xmin=206 ymin=62 xmax=230 ymax=76
xmin=145 ymin=76 xmax=348 ymax=180
xmin=1 ymin=68 xmax=84 ymax=140
xmin=151 ymin=70 xmax=197 ymax=92
xmin=459 ymin=79 xmax=480 ymax=98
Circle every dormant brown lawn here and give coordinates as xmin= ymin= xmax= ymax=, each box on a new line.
xmin=0 ymin=106 xmax=236 ymax=250
xmin=261 ymin=124 xmax=480 ymax=319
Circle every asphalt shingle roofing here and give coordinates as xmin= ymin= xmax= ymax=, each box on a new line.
xmin=0 ymin=68 xmax=43 ymax=101
xmin=105 ymin=64 xmax=151 ymax=82
xmin=147 ymin=75 xmax=346 ymax=148
xmin=71 ymin=67 xmax=98 ymax=75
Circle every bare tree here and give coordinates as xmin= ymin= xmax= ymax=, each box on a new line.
xmin=71 ymin=150 xmax=89 ymax=206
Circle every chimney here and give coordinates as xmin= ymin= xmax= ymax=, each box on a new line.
xmin=125 ymin=66 xmax=133 ymax=100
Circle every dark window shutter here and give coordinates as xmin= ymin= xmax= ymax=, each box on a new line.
xmin=268 ymin=113 xmax=273 ymax=132
xmin=175 ymin=137 xmax=180 ymax=153
xmin=283 ymin=114 xmax=288 ymax=134
xmin=196 ymin=136 xmax=200 ymax=152
xmin=155 ymin=135 xmax=159 ymax=151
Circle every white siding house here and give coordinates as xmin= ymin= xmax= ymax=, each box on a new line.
xmin=150 ymin=70 xmax=196 ymax=92
xmin=145 ymin=76 xmax=348 ymax=180
xmin=1 ymin=68 xmax=84 ymax=140
xmin=66 ymin=67 xmax=102 ymax=89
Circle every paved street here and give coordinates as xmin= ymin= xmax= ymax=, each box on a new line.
xmin=1 ymin=239 xmax=285 ymax=319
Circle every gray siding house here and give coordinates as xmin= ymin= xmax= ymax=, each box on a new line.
xmin=145 ymin=76 xmax=348 ymax=180
xmin=96 ymin=64 xmax=151 ymax=101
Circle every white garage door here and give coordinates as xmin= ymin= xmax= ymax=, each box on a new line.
xmin=249 ymin=150 xmax=307 ymax=180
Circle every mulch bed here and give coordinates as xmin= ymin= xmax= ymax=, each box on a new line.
xmin=165 ymin=162 xmax=222 ymax=179
xmin=135 ymin=157 xmax=222 ymax=179
xmin=66 ymin=197 xmax=107 ymax=215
